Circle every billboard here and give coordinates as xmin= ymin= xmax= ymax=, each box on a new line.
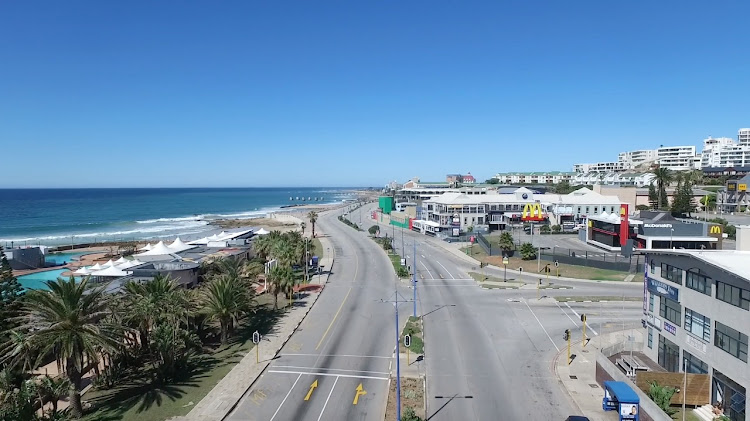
xmin=647 ymin=277 xmax=679 ymax=301
xmin=521 ymin=203 xmax=545 ymax=222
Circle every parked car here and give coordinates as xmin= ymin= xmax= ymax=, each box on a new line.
xmin=565 ymin=416 xmax=590 ymax=421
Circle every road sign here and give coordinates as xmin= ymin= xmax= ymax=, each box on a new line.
xmin=252 ymin=331 xmax=260 ymax=344
xmin=502 ymin=257 xmax=509 ymax=265
xmin=404 ymin=334 xmax=411 ymax=348
xmin=518 ymin=267 xmax=524 ymax=273
xmin=554 ymin=260 xmax=559 ymax=267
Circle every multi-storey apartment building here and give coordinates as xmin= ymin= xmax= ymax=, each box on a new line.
xmin=657 ymin=145 xmax=699 ymax=171
xmin=739 ymin=129 xmax=750 ymax=146
xmin=573 ymin=162 xmax=626 ymax=173
xmin=571 ymin=172 xmax=655 ymax=187
xmin=494 ymin=171 xmax=574 ymax=185
xmin=701 ymin=136 xmax=750 ymax=168
xmin=618 ymin=149 xmax=658 ymax=169
xmin=642 ymin=246 xmax=750 ymax=421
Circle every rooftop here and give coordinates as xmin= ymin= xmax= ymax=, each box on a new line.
xmin=646 ymin=249 xmax=750 ymax=282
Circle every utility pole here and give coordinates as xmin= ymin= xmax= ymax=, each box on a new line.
xmin=381 ymin=286 xmax=413 ymax=421
xmin=413 ymin=240 xmax=417 ymax=317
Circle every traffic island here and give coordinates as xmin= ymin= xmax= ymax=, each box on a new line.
xmin=384 ymin=316 xmax=426 ymax=420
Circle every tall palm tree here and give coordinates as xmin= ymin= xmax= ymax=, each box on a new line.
xmin=10 ymin=276 xmax=120 ymax=418
xmin=307 ymin=211 xmax=319 ymax=238
xmin=200 ymin=274 xmax=253 ymax=344
xmin=272 ymin=241 xmax=297 ymax=269
xmin=268 ymin=265 xmax=295 ymax=309
xmin=652 ymin=167 xmax=673 ymax=210
xmin=121 ymin=274 xmax=178 ymax=353
xmin=0 ymin=330 xmax=36 ymax=373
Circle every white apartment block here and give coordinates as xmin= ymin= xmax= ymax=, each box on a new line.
xmin=700 ymin=135 xmax=750 ymax=169
xmin=573 ymin=161 xmax=625 ymax=173
xmin=494 ymin=171 xmax=574 ymax=185
xmin=618 ymin=149 xmax=658 ymax=169
xmin=571 ymin=171 xmax=655 ymax=187
xmin=657 ymin=145 xmax=699 ymax=171
xmin=739 ymin=128 xmax=750 ymax=146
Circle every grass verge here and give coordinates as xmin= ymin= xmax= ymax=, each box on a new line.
xmin=312 ymin=238 xmax=324 ymax=259
xmin=463 ymin=244 xmax=632 ymax=281
xmin=384 ymin=378 xmax=424 ymax=421
xmin=399 ymin=316 xmax=424 ymax=354
xmin=83 ymin=294 xmax=280 ymax=421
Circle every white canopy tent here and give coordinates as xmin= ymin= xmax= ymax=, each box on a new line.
xmin=74 ymin=266 xmax=93 ymax=275
xmin=118 ymin=259 xmax=144 ymax=269
xmin=168 ymin=237 xmax=194 ymax=253
xmin=91 ymin=265 xmax=129 ymax=277
xmin=255 ymin=228 xmax=270 ymax=235
xmin=138 ymin=243 xmax=153 ymax=251
xmin=115 ymin=257 xmax=129 ymax=265
xmin=135 ymin=241 xmax=173 ymax=256
xmin=102 ymin=259 xmax=117 ymax=268
xmin=90 ymin=263 xmax=103 ymax=271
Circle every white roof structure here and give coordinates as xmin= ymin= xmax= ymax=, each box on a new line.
xmin=74 ymin=266 xmax=93 ymax=275
xmin=138 ymin=243 xmax=153 ymax=251
xmin=90 ymin=263 xmax=103 ymax=271
xmin=256 ymin=228 xmax=270 ymax=235
xmin=115 ymin=257 xmax=129 ymax=265
xmin=102 ymin=259 xmax=117 ymax=268
xmin=91 ymin=265 xmax=129 ymax=277
xmin=168 ymin=237 xmax=194 ymax=253
xmin=135 ymin=241 xmax=174 ymax=256
xmin=118 ymin=259 xmax=144 ymax=269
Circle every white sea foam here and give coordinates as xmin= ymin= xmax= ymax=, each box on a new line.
xmin=136 ymin=215 xmax=206 ymax=224
xmin=0 ymin=220 xmax=209 ymax=244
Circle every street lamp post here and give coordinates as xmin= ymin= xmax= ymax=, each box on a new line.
xmin=670 ymin=228 xmax=675 ymax=249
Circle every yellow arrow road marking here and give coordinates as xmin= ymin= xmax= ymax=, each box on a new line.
xmin=353 ymin=383 xmax=367 ymax=405
xmin=304 ymin=380 xmax=318 ymax=401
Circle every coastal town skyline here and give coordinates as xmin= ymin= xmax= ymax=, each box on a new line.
xmin=2 ymin=1 xmax=749 ymax=188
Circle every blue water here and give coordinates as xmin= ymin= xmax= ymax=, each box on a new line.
xmin=45 ymin=251 xmax=94 ymax=265
xmin=16 ymin=269 xmax=69 ymax=291
xmin=0 ymin=188 xmax=354 ymax=247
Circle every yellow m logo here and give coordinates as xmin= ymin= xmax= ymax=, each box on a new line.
xmin=710 ymin=225 xmax=722 ymax=235
xmin=522 ymin=203 xmax=545 ymax=221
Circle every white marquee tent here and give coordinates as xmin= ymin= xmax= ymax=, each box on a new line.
xmin=135 ymin=241 xmax=174 ymax=256
xmin=91 ymin=265 xmax=129 ymax=277
xmin=168 ymin=237 xmax=194 ymax=253
xmin=138 ymin=243 xmax=153 ymax=251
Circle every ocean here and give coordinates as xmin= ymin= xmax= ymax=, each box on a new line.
xmin=0 ymin=188 xmax=355 ymax=248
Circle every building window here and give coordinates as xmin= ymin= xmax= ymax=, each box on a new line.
xmin=594 ymin=207 xmax=598 ymax=213
xmin=648 ymin=327 xmax=653 ymax=349
xmin=686 ymin=271 xmax=711 ymax=295
xmin=685 ymin=308 xmax=711 ymax=342
xmin=650 ymin=259 xmax=656 ymax=274
xmin=649 ymin=293 xmax=654 ymax=312
xmin=586 ymin=206 xmax=589 ymax=213
xmin=659 ymin=297 xmax=681 ymax=325
xmin=683 ymin=350 xmax=708 ymax=374
xmin=715 ymin=321 xmax=748 ymax=362
xmin=716 ymin=281 xmax=750 ymax=311
xmin=660 ymin=262 xmax=683 ymax=284
xmin=577 ymin=207 xmax=581 ymax=214
xmin=658 ymin=334 xmax=680 ymax=372
xmin=478 ymin=217 xmax=484 ymax=224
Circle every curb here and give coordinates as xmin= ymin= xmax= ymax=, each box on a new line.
xmin=551 ymin=338 xmax=586 ymax=417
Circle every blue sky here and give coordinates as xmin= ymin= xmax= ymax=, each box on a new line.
xmin=1 ymin=1 xmax=748 ymax=188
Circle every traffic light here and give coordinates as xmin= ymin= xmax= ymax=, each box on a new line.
xmin=563 ymin=329 xmax=570 ymax=341
xmin=581 ymin=314 xmax=587 ymax=323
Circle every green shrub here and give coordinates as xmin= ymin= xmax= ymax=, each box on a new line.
xmin=520 ymin=242 xmax=537 ymax=260
xmin=551 ymin=225 xmax=561 ymax=233
xmin=368 ymin=225 xmax=379 ymax=235
xmin=401 ymin=407 xmax=424 ymax=421
xmin=647 ymin=380 xmax=677 ymax=417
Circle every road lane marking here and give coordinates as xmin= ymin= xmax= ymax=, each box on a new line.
xmin=436 ymin=261 xmax=455 ymax=279
xmin=316 ymin=287 xmax=352 ymax=350
xmin=280 ymin=353 xmax=391 ymax=359
xmin=556 ymin=301 xmax=579 ymax=326
xmin=272 ymin=365 xmax=389 ymax=375
xmin=565 ymin=302 xmax=598 ymax=335
xmin=419 ymin=278 xmax=474 ymax=281
xmin=317 ymin=376 xmax=339 ymax=421
xmin=353 ymin=383 xmax=367 ymax=405
xmin=522 ymin=300 xmax=560 ymax=352
xmin=419 ymin=261 xmax=433 ymax=278
xmin=268 ymin=370 xmax=389 ymax=381
xmin=304 ymin=379 xmax=318 ymax=401
xmin=269 ymin=373 xmax=302 ymax=421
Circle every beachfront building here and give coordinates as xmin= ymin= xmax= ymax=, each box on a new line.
xmin=446 ymin=173 xmax=476 ymax=184
xmin=657 ymin=145 xmax=700 ymax=171
xmin=641 ymin=245 xmax=750 ymax=421
xmin=739 ymin=128 xmax=750 ymax=145
xmin=493 ymin=171 xmax=575 ymax=185
xmin=2 ymin=246 xmax=45 ymax=270
xmin=573 ymin=161 xmax=626 ymax=173
xmin=617 ymin=149 xmax=658 ymax=169
xmin=418 ymin=187 xmax=624 ymax=235
xmin=571 ymin=172 xmax=655 ymax=187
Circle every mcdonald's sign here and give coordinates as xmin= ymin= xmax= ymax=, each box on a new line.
xmin=521 ymin=203 xmax=545 ymax=221
xmin=709 ymin=225 xmax=722 ymax=235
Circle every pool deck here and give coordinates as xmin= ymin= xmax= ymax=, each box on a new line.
xmin=13 ymin=247 xmax=110 ymax=277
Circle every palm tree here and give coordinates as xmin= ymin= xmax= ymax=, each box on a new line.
xmin=0 ymin=330 xmax=36 ymax=373
xmin=200 ymin=274 xmax=253 ymax=344
xmin=652 ymin=167 xmax=673 ymax=210
xmin=37 ymin=375 xmax=71 ymax=417
xmin=308 ymin=211 xmax=319 ymax=238
xmin=498 ymin=232 xmax=514 ymax=256
xmin=268 ymin=265 xmax=295 ymax=309
xmin=272 ymin=241 xmax=297 ymax=269
xmin=10 ymin=276 xmax=120 ymax=418
xmin=121 ymin=274 xmax=179 ymax=353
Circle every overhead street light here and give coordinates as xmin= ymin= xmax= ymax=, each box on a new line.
xmin=537 ymin=246 xmax=551 ymax=273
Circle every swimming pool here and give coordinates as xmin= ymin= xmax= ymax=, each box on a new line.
xmin=45 ymin=251 xmax=93 ymax=265
xmin=16 ymin=269 xmax=69 ymax=291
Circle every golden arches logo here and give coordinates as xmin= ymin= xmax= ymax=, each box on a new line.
xmin=522 ymin=203 xmax=545 ymax=221
xmin=710 ymin=225 xmax=722 ymax=235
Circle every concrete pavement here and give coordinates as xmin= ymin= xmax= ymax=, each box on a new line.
xmin=554 ymin=330 xmax=644 ymax=421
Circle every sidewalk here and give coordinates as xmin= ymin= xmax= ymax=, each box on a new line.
xmin=554 ymin=330 xmax=643 ymax=421
xmin=170 ymin=235 xmax=336 ymax=421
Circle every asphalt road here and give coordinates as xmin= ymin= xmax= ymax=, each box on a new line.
xmin=383 ymin=217 xmax=645 ymax=421
xmin=227 ymin=206 xmax=411 ymax=421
